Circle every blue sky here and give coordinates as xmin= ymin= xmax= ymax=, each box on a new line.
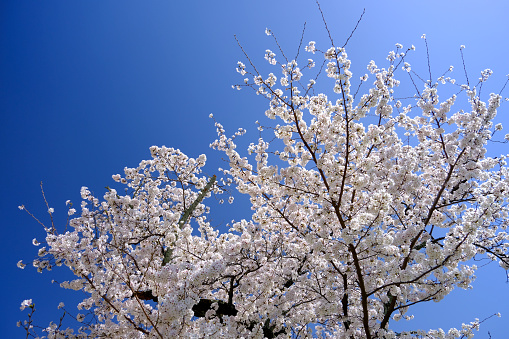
xmin=2 ymin=1 xmax=509 ymax=337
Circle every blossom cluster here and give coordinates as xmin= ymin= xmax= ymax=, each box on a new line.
xmin=19 ymin=32 xmax=509 ymax=339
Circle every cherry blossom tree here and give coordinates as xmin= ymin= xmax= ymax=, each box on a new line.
xmin=18 ymin=15 xmax=509 ymax=339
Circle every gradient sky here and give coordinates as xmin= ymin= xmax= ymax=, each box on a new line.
xmin=2 ymin=1 xmax=509 ymax=337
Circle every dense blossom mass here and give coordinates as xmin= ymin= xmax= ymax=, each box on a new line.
xmin=19 ymin=29 xmax=509 ymax=338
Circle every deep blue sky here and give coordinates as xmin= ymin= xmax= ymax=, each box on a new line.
xmin=2 ymin=1 xmax=509 ymax=337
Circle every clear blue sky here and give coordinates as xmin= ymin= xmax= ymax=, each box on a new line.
xmin=2 ymin=1 xmax=508 ymax=337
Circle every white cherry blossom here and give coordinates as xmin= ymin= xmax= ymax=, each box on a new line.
xmin=18 ymin=27 xmax=509 ymax=339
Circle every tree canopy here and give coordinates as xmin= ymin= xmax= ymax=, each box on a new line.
xmin=18 ymin=11 xmax=509 ymax=339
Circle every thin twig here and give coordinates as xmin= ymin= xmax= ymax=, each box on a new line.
xmin=315 ymin=0 xmax=335 ymax=47
xmin=423 ymin=36 xmax=432 ymax=84
xmin=343 ymin=8 xmax=365 ymax=48
xmin=498 ymin=76 xmax=509 ymax=96
xmin=269 ymin=29 xmax=288 ymax=63
xmin=294 ymin=22 xmax=307 ymax=60
xmin=234 ymin=35 xmax=260 ymax=75
xmin=40 ymin=182 xmax=55 ymax=231
xmin=460 ymin=47 xmax=470 ymax=87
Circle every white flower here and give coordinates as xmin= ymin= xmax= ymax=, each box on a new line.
xmin=32 ymin=238 xmax=40 ymax=246
xmin=197 ymin=154 xmax=207 ymax=164
xmin=421 ymin=34 xmax=426 ymax=39
xmin=265 ymin=28 xmax=271 ymax=36
xmin=48 ymin=208 xmax=54 ymax=214
xmin=236 ymin=61 xmax=246 ymax=75
xmin=460 ymin=45 xmax=466 ymax=49
xmin=305 ymin=41 xmax=316 ymax=53
xmin=20 ymin=299 xmax=33 ymax=311
xmin=17 ymin=260 xmax=26 ymax=269
xmin=264 ymin=49 xmax=276 ymax=65
xmin=18 ymin=205 xmax=24 ymax=210
xmin=495 ymin=123 xmax=503 ymax=131
xmin=58 ymin=302 xmax=65 ymax=309
xmin=15 ymin=23 xmax=509 ymax=339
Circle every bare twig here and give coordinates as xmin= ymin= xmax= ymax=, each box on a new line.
xmin=343 ymin=8 xmax=365 ymax=48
